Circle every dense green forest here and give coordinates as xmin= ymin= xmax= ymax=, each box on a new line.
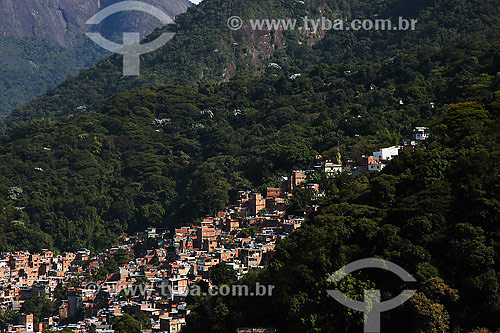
xmin=0 ymin=37 xmax=107 ymax=119
xmin=0 ymin=0 xmax=499 ymax=331
xmin=3 ymin=0 xmax=500 ymax=127
xmin=0 ymin=0 xmax=190 ymax=120
xmin=184 ymin=99 xmax=500 ymax=332
xmin=0 ymin=32 xmax=498 ymax=252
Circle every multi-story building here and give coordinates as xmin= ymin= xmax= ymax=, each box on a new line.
xmin=288 ymin=170 xmax=306 ymax=192
xmin=248 ymin=193 xmax=266 ymax=215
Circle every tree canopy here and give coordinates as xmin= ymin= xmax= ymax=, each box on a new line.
xmin=184 ymin=101 xmax=500 ymax=332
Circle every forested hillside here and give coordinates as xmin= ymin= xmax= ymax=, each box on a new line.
xmin=0 ymin=0 xmax=191 ymax=119
xmin=0 ymin=0 xmax=499 ymax=330
xmin=4 ymin=0 xmax=500 ymax=127
xmin=184 ymin=99 xmax=500 ymax=332
xmin=0 ymin=37 xmax=107 ymax=119
xmin=0 ymin=34 xmax=498 ymax=251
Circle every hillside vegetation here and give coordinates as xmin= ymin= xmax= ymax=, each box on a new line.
xmin=184 ymin=100 xmax=500 ymax=332
xmin=0 ymin=0 xmax=499 ymax=331
xmin=0 ymin=0 xmax=190 ymax=119
xmin=4 ymin=0 xmax=500 ymax=126
xmin=0 ymin=37 xmax=107 ymax=119
xmin=0 ymin=36 xmax=498 ymax=251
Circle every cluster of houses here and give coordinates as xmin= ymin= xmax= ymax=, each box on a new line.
xmin=0 ymin=127 xmax=429 ymax=332
xmin=0 ymin=249 xmax=91 ymax=331
xmin=0 ymin=168 xmax=316 ymax=332
xmin=352 ymin=127 xmax=429 ymax=174
xmin=0 ymin=249 xmax=90 ymax=307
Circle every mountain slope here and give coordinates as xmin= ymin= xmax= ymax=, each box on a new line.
xmin=0 ymin=1 xmax=499 ymax=331
xmin=184 ymin=100 xmax=500 ymax=332
xmin=0 ymin=0 xmax=101 ymax=48
xmin=0 ymin=36 xmax=107 ymax=119
xmin=3 ymin=0 xmax=500 ymax=128
xmin=0 ymin=35 xmax=498 ymax=252
xmin=0 ymin=0 xmax=191 ymax=119
xmin=0 ymin=0 xmax=192 ymax=47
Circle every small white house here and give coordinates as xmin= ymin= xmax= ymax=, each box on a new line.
xmin=413 ymin=127 xmax=429 ymax=141
xmin=368 ymin=163 xmax=386 ymax=172
xmin=373 ymin=146 xmax=401 ymax=161
xmin=321 ymin=160 xmax=343 ymax=177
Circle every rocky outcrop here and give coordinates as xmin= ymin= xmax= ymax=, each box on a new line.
xmin=0 ymin=0 xmax=191 ymax=47
xmin=0 ymin=0 xmax=192 ymax=119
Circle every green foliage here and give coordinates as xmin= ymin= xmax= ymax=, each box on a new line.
xmin=239 ymin=227 xmax=260 ymax=238
xmin=5 ymin=0 xmax=500 ymax=127
xmin=0 ymin=36 xmax=106 ymax=118
xmin=0 ymin=29 xmax=499 ymax=252
xmin=0 ymin=310 xmax=17 ymax=327
xmin=134 ymin=312 xmax=152 ymax=329
xmin=113 ymin=314 xmax=141 ymax=333
xmin=134 ymin=277 xmax=151 ymax=286
xmin=0 ymin=2 xmax=499 ymax=330
xmin=209 ymin=263 xmax=237 ymax=286
xmin=93 ymin=249 xmax=131 ymax=280
xmin=286 ymin=187 xmax=317 ymax=216
xmin=184 ymin=102 xmax=500 ymax=332
xmin=21 ymin=297 xmax=57 ymax=324
xmin=112 ymin=313 xmax=151 ymax=333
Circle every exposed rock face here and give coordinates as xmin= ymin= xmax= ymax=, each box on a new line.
xmin=0 ymin=0 xmax=192 ymax=119
xmin=0 ymin=0 xmax=98 ymax=46
xmin=0 ymin=0 xmax=191 ymax=47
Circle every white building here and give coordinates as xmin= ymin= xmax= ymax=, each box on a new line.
xmin=413 ymin=127 xmax=429 ymax=141
xmin=372 ymin=146 xmax=401 ymax=161
xmin=321 ymin=160 xmax=343 ymax=177
xmin=368 ymin=163 xmax=386 ymax=172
